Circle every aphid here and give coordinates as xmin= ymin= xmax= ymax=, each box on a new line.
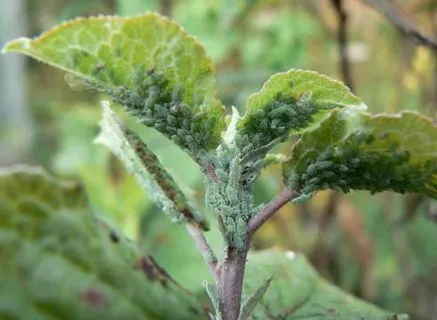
xmin=92 ymin=62 xmax=105 ymax=75
xmin=170 ymin=102 xmax=182 ymax=114
xmin=154 ymin=123 xmax=166 ymax=131
xmin=171 ymin=135 xmax=183 ymax=146
xmin=140 ymin=117 xmax=154 ymax=126
xmin=167 ymin=114 xmax=178 ymax=126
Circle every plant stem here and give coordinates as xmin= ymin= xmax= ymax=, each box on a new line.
xmin=214 ymin=188 xmax=298 ymax=319
xmin=217 ymin=243 xmax=250 ymax=320
xmin=362 ymin=0 xmax=437 ymax=50
xmin=331 ymin=0 xmax=355 ymax=91
xmin=248 ymin=188 xmax=296 ymax=237
xmin=185 ymin=223 xmax=217 ymax=275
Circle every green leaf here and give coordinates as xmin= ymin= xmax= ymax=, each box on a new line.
xmin=237 ymin=69 xmax=363 ymax=156
xmin=203 ymin=281 xmax=220 ymax=318
xmin=2 ymin=12 xmax=225 ymax=155
xmin=283 ymin=108 xmax=437 ymax=202
xmin=95 ymin=101 xmax=208 ymax=230
xmin=0 ymin=166 xmax=207 ymax=320
xmin=244 ymin=250 xmax=408 ymax=319
xmin=238 ymin=276 xmax=273 ymax=320
xmin=140 ymin=207 xmax=222 ymax=292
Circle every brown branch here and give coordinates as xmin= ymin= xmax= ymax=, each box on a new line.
xmin=248 ymin=188 xmax=297 ymax=237
xmin=332 ymin=0 xmax=355 ymax=91
xmin=362 ymin=0 xmax=437 ymax=50
xmin=185 ymin=223 xmax=217 ymax=275
xmin=160 ymin=0 xmax=173 ymax=18
xmin=217 ymin=244 xmax=249 ymax=320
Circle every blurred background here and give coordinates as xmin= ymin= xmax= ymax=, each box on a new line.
xmin=1 ymin=0 xmax=437 ymax=318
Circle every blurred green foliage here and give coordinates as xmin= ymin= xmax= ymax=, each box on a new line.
xmin=2 ymin=0 xmax=437 ymax=319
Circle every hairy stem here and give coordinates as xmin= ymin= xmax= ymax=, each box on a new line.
xmin=248 ymin=188 xmax=296 ymax=237
xmin=185 ymin=223 xmax=217 ymax=275
xmin=217 ymin=243 xmax=250 ymax=320
xmin=213 ymin=188 xmax=299 ymax=320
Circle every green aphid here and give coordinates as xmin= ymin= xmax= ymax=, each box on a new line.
xmin=141 ymin=117 xmax=155 ymax=126
xmin=268 ymin=106 xmax=289 ymax=119
xmin=271 ymin=118 xmax=281 ymax=129
xmin=154 ymin=104 xmax=169 ymax=117
xmin=176 ymin=128 xmax=190 ymax=137
xmin=307 ymin=163 xmax=318 ymax=175
xmin=167 ymin=114 xmax=178 ymax=127
xmin=338 ymin=179 xmax=347 ymax=186
xmin=351 ymin=158 xmax=361 ymax=165
xmin=315 ymin=160 xmax=333 ymax=170
xmin=275 ymin=126 xmax=287 ymax=134
xmin=216 ymin=168 xmax=229 ymax=181
xmin=308 ymin=176 xmax=321 ymax=185
xmin=184 ymin=134 xmax=194 ymax=146
xmin=318 ymin=149 xmax=334 ymax=161
xmin=339 ymin=164 xmax=349 ymax=172
xmin=241 ymin=143 xmax=254 ymax=155
xmin=154 ymin=123 xmax=166 ymax=132
xmin=319 ymin=171 xmax=335 ymax=179
xmin=182 ymin=119 xmax=191 ymax=130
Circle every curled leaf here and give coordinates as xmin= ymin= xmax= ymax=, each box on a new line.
xmin=284 ymin=108 xmax=437 ymax=202
xmin=95 ymin=101 xmax=208 ymax=229
xmin=2 ymin=12 xmax=225 ymax=154
xmin=237 ymin=69 xmax=363 ymax=156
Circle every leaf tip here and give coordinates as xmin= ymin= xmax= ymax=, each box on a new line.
xmin=2 ymin=37 xmax=32 ymax=54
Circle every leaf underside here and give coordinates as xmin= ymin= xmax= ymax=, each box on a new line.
xmin=237 ymin=69 xmax=363 ymax=154
xmin=284 ymin=108 xmax=437 ymax=202
xmin=244 ymin=250 xmax=409 ymax=320
xmin=0 ymin=166 xmax=206 ymax=320
xmin=2 ymin=13 xmax=225 ymax=154
xmin=95 ymin=102 xmax=208 ymax=230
